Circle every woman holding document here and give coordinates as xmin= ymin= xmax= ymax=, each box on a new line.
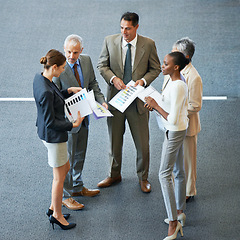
xmin=33 ymin=49 xmax=84 ymax=230
xmin=144 ymin=52 xmax=189 ymax=240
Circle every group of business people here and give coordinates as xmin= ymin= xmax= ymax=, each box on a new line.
xmin=33 ymin=11 xmax=202 ymax=240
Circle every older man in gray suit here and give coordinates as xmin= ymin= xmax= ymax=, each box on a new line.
xmin=97 ymin=12 xmax=161 ymax=193
xmin=53 ymin=34 xmax=108 ymax=210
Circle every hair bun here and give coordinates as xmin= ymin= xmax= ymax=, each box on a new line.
xmin=40 ymin=56 xmax=47 ymax=65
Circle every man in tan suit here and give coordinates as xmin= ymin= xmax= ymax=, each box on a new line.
xmin=163 ymin=37 xmax=202 ymax=200
xmin=97 ymin=12 xmax=161 ymax=193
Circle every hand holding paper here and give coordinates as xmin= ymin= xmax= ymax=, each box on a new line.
xmin=72 ymin=111 xmax=85 ymax=128
xmin=64 ymin=88 xmax=92 ymax=122
xmin=64 ymin=88 xmax=112 ymax=122
xmin=68 ymin=87 xmax=82 ymax=94
xmin=109 ymin=80 xmax=144 ymax=113
xmin=112 ymin=77 xmax=126 ymax=90
xmin=86 ymin=90 xmax=112 ymax=119
xmin=144 ymin=96 xmax=158 ymax=110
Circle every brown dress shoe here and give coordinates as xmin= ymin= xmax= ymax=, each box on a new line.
xmin=72 ymin=187 xmax=100 ymax=197
xmin=139 ymin=180 xmax=151 ymax=193
xmin=97 ymin=176 xmax=122 ymax=188
xmin=62 ymin=198 xmax=84 ymax=210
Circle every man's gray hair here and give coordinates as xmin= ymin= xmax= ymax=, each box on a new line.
xmin=172 ymin=37 xmax=195 ymax=62
xmin=64 ymin=34 xmax=83 ymax=49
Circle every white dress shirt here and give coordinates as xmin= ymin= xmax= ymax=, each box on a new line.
xmin=122 ymin=35 xmax=137 ymax=68
xmin=110 ymin=35 xmax=146 ymax=86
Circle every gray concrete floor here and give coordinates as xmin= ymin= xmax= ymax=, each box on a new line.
xmin=0 ymin=0 xmax=239 ymax=239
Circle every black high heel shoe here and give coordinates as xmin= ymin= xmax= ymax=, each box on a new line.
xmin=49 ymin=215 xmax=76 ymax=230
xmin=186 ymin=196 xmax=194 ymax=203
xmin=46 ymin=209 xmax=70 ymax=220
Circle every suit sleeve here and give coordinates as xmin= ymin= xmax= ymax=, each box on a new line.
xmin=142 ymin=41 xmax=161 ymax=86
xmin=187 ymin=74 xmax=202 ymax=115
xmin=40 ymin=91 xmax=72 ymax=131
xmin=97 ymin=37 xmax=116 ymax=85
xmin=87 ymin=56 xmax=105 ymax=104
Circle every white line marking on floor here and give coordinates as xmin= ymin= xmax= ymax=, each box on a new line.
xmin=0 ymin=96 xmax=228 ymax=102
xmin=0 ymin=98 xmax=35 ymax=101
xmin=202 ymin=96 xmax=227 ymax=100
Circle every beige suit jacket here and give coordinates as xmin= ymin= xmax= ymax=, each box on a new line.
xmin=97 ymin=34 xmax=161 ymax=114
xmin=163 ymin=63 xmax=202 ymax=136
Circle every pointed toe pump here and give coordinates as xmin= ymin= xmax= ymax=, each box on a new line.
xmin=46 ymin=209 xmax=70 ymax=220
xmin=49 ymin=215 xmax=76 ymax=230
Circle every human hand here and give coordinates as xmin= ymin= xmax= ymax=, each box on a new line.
xmin=102 ymin=102 xmax=108 ymax=110
xmin=134 ymin=79 xmax=144 ymax=87
xmin=112 ymin=77 xmax=126 ymax=90
xmin=68 ymin=87 xmax=82 ymax=94
xmin=72 ymin=111 xmax=84 ymax=128
xmin=144 ymin=96 xmax=158 ymax=110
xmin=144 ymin=102 xmax=153 ymax=111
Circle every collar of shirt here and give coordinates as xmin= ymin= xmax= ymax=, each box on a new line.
xmin=122 ymin=34 xmax=138 ymax=48
xmin=67 ymin=59 xmax=80 ymax=69
xmin=122 ymin=35 xmax=138 ymax=67
xmin=67 ymin=59 xmax=84 ymax=87
xmin=180 ymin=73 xmax=186 ymax=82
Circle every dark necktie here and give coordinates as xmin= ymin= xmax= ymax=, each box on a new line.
xmin=123 ymin=43 xmax=132 ymax=84
xmin=73 ymin=62 xmax=87 ymax=126
xmin=73 ymin=63 xmax=81 ymax=87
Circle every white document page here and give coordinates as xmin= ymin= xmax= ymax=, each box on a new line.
xmin=138 ymin=85 xmax=165 ymax=131
xmin=109 ymin=80 xmax=144 ymax=113
xmin=87 ymin=90 xmax=113 ymax=118
xmin=94 ymin=102 xmax=113 ymax=118
xmin=137 ymin=85 xmax=162 ymax=108
xmin=64 ymin=88 xmax=92 ymax=122
xmin=85 ymin=90 xmax=98 ymax=109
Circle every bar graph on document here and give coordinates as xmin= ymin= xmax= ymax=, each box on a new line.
xmin=93 ymin=102 xmax=113 ymax=119
xmin=109 ymin=80 xmax=144 ymax=113
xmin=64 ymin=88 xmax=92 ymax=122
xmin=85 ymin=90 xmax=113 ymax=119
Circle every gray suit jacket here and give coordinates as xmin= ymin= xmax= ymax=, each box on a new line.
xmin=97 ymin=34 xmax=161 ymax=114
xmin=53 ymin=54 xmax=105 ymax=133
xmin=163 ymin=63 xmax=202 ymax=136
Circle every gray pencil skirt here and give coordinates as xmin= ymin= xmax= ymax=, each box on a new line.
xmin=42 ymin=140 xmax=68 ymax=168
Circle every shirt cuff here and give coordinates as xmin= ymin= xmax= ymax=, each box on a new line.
xmin=141 ymin=78 xmax=147 ymax=86
xmin=110 ymin=76 xmax=116 ymax=84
